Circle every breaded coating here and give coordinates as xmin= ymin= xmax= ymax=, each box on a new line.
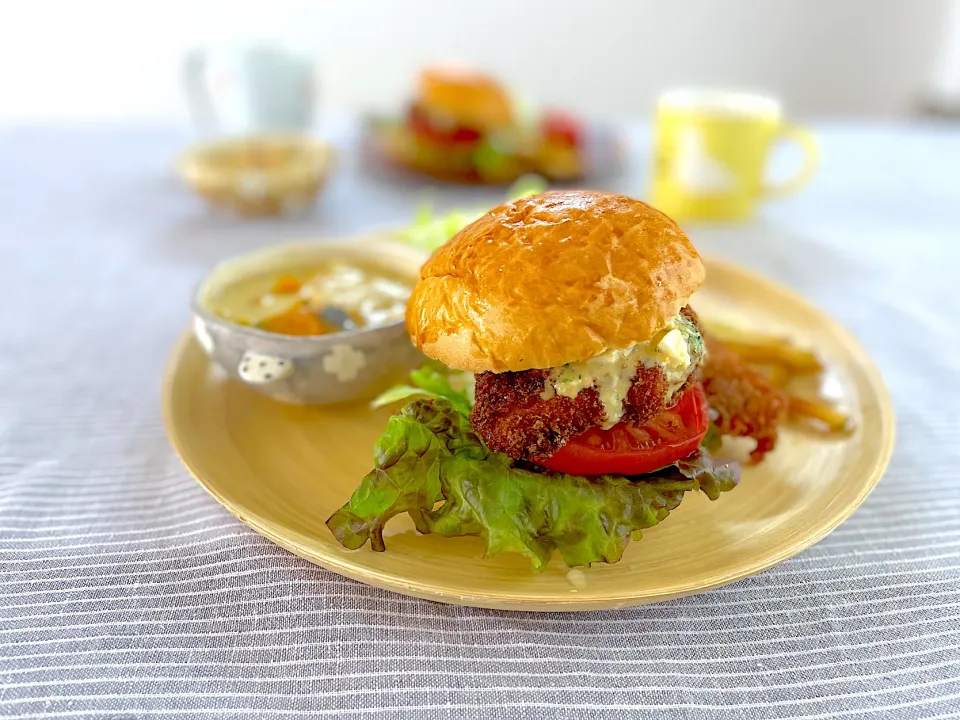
xmin=471 ymin=364 xmax=687 ymax=462
xmin=700 ymin=333 xmax=788 ymax=461
xmin=470 ymin=306 xmax=703 ymax=462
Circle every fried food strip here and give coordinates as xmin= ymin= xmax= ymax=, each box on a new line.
xmin=718 ymin=340 xmax=823 ymax=374
xmin=700 ymin=334 xmax=789 ymax=462
xmin=788 ymin=396 xmax=854 ymax=434
xmin=760 ymin=364 xmax=792 ymax=387
xmin=704 ymin=323 xmax=852 ymax=434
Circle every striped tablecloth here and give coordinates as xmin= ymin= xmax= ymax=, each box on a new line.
xmin=1 ymin=122 xmax=958 ymax=719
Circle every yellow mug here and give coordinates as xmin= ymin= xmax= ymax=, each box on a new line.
xmin=651 ymin=90 xmax=818 ymax=221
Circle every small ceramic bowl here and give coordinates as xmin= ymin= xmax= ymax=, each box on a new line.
xmin=178 ymin=135 xmax=335 ymax=216
xmin=192 ymin=236 xmax=428 ymax=405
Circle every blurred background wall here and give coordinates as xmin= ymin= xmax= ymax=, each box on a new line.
xmin=1 ymin=0 xmax=958 ymax=122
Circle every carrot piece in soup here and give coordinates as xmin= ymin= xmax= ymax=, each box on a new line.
xmin=258 ymin=303 xmax=330 ymax=336
xmin=271 ymin=274 xmax=302 ymax=294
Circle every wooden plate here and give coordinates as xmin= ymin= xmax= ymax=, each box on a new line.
xmin=163 ymin=260 xmax=894 ymax=611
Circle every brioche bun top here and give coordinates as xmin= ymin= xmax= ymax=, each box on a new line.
xmin=407 ymin=190 xmax=705 ymax=373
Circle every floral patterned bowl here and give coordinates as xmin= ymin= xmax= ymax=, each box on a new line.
xmin=191 ymin=236 xmax=428 ymax=405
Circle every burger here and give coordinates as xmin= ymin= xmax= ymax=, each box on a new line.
xmin=412 ymin=66 xmax=514 ymax=138
xmin=388 ymin=65 xmax=527 ymax=183
xmin=328 ymin=190 xmax=742 ymax=570
xmin=376 ymin=65 xmax=589 ymax=184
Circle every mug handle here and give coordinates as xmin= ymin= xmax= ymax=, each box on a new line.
xmin=761 ymin=125 xmax=819 ymax=199
xmin=182 ymin=50 xmax=217 ymax=135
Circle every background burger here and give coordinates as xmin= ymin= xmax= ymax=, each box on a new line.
xmin=328 ymin=190 xmax=741 ymax=570
xmin=379 ymin=66 xmax=587 ymax=184
xmin=390 ymin=65 xmax=526 ymax=183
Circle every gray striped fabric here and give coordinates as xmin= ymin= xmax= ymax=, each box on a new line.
xmin=1 ymin=123 xmax=958 ymax=719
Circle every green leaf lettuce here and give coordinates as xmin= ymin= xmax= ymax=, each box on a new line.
xmin=370 ymin=365 xmax=473 ymax=417
xmin=396 ymin=175 xmax=548 ymax=253
xmin=327 ymin=398 xmax=739 ymax=570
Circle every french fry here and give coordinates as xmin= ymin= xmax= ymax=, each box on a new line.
xmin=760 ymin=364 xmax=792 ymax=387
xmin=720 ymin=340 xmax=823 ymax=374
xmin=788 ymin=395 xmax=854 ymax=434
xmin=701 ymin=320 xmax=791 ymax=345
xmin=704 ymin=324 xmax=851 ymax=436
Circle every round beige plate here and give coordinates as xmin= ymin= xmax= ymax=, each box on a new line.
xmin=163 ymin=260 xmax=894 ymax=611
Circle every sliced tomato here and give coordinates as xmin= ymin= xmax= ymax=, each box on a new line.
xmin=541 ymin=111 xmax=583 ymax=147
xmin=539 ymin=384 xmax=710 ymax=476
xmin=407 ymin=105 xmax=482 ymax=145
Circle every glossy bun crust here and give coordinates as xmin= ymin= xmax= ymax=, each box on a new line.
xmin=407 ymin=190 xmax=705 ymax=372
xmin=417 ymin=67 xmax=514 ymax=131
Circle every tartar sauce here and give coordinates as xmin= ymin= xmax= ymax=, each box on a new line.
xmin=544 ymin=314 xmax=703 ymax=429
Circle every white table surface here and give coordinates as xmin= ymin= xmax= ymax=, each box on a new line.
xmin=0 ymin=119 xmax=958 ymax=719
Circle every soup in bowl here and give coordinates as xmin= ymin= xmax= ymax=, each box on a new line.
xmin=192 ymin=237 xmax=428 ymax=405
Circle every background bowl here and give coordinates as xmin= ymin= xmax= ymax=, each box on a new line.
xmin=192 ymin=236 xmax=428 ymax=405
xmin=177 ymin=135 xmax=336 ymax=216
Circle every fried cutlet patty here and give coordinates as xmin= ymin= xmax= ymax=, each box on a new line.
xmin=470 ymin=307 xmax=702 ymax=462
